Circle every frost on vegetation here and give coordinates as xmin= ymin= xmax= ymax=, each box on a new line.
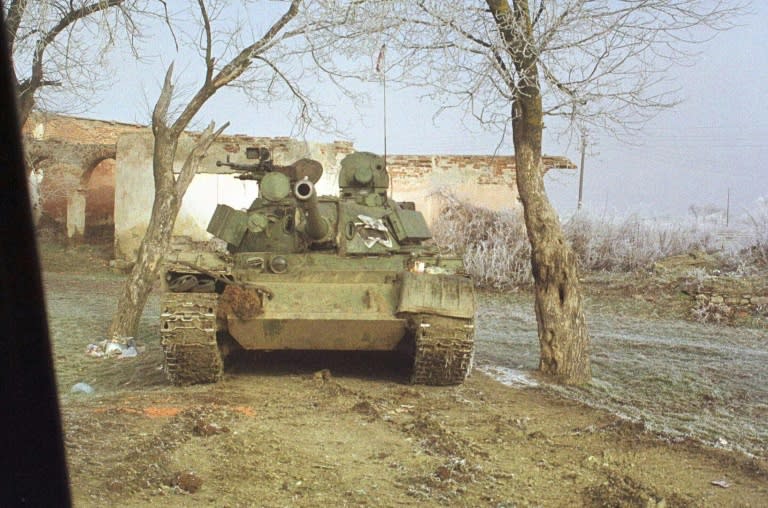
xmin=684 ymin=267 xmax=709 ymax=288
xmin=564 ymin=212 xmax=721 ymax=272
xmin=431 ymin=193 xmax=532 ymax=288
xmin=739 ymin=196 xmax=768 ymax=268
xmin=432 ymin=194 xmax=768 ymax=287
xmin=690 ymin=301 xmax=733 ymax=324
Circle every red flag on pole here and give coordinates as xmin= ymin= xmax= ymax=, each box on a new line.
xmin=375 ymin=44 xmax=386 ymax=73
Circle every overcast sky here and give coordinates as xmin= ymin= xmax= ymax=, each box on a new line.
xmin=88 ymin=2 xmax=768 ymax=220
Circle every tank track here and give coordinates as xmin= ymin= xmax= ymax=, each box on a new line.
xmin=160 ymin=293 xmax=223 ymax=385
xmin=411 ymin=314 xmax=474 ymax=386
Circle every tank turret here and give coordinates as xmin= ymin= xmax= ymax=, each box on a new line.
xmin=338 ymin=151 xmax=389 ymax=206
xmin=207 ymin=151 xmax=331 ymax=254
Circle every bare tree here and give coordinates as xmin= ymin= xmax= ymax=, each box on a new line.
xmin=325 ymin=0 xmax=745 ymax=384
xmin=5 ymin=0 xmax=141 ymax=126
xmin=108 ymin=0 xmax=363 ymax=339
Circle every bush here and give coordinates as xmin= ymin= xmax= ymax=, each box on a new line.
xmin=564 ymin=212 xmax=721 ymax=272
xmin=431 ymin=194 xmax=768 ymax=287
xmin=431 ymin=194 xmax=532 ymax=288
xmin=741 ymin=197 xmax=768 ymax=267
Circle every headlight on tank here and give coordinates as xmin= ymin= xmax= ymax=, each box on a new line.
xmin=269 ymin=255 xmax=289 ymax=274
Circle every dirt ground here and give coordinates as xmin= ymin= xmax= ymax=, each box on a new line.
xmin=41 ymin=242 xmax=768 ymax=507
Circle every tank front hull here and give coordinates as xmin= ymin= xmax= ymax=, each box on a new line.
xmin=161 ymin=251 xmax=476 ymax=385
xmin=227 ymin=314 xmax=407 ymax=350
xmin=223 ymin=278 xmax=408 ymax=350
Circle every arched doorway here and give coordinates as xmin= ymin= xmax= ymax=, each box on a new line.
xmin=83 ymin=158 xmax=116 ymax=242
xmin=27 ymin=139 xmax=117 ymax=245
xmin=35 ymin=160 xmax=79 ymax=240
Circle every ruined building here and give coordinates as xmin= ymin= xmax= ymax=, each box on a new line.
xmin=23 ymin=112 xmax=575 ymax=260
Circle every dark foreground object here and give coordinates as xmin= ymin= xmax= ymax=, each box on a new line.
xmin=0 ymin=10 xmax=72 ymax=506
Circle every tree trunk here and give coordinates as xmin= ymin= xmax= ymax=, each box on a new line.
xmin=512 ymin=93 xmax=591 ymax=384
xmin=17 ymin=90 xmax=34 ymax=128
xmin=108 ymin=132 xmax=180 ymax=340
xmin=488 ymin=0 xmax=591 ymax=384
xmin=107 ymin=190 xmax=179 ymax=339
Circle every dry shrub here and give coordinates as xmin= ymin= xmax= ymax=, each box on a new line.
xmin=564 ymin=213 xmax=721 ymax=272
xmin=431 ymin=194 xmax=764 ymax=287
xmin=690 ymin=301 xmax=734 ymax=324
xmin=431 ymin=193 xmax=532 ymax=288
xmin=741 ymin=197 xmax=768 ymax=267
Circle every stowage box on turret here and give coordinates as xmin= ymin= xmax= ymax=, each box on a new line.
xmin=160 ymin=148 xmax=475 ymax=385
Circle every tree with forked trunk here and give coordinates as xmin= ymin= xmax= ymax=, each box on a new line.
xmin=5 ymin=0 xmax=141 ymax=127
xmin=322 ymin=0 xmax=746 ymax=384
xmin=108 ymin=0 xmax=368 ymax=339
xmin=109 ymin=0 xmax=302 ymax=339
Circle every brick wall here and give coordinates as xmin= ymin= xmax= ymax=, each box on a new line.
xmin=387 ymin=153 xmax=575 ymax=183
xmin=23 ymin=112 xmax=145 ymax=144
xmin=387 ymin=155 xmax=517 ymax=186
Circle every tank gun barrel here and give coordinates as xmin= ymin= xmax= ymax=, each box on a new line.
xmin=294 ymin=178 xmax=329 ymax=240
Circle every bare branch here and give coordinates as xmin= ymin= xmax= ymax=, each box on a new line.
xmin=175 ymin=121 xmax=229 ymax=197
xmin=28 ymin=0 xmax=124 ymax=90
xmin=157 ymin=0 xmax=179 ymax=51
xmin=152 ymin=63 xmax=174 ymax=136
xmin=5 ymin=0 xmax=30 ymax=49
xmin=170 ymin=0 xmax=300 ymax=135
xmin=11 ymin=0 xmax=144 ymax=123
xmin=345 ymin=0 xmax=748 ymax=138
xmin=197 ymin=0 xmax=214 ymax=85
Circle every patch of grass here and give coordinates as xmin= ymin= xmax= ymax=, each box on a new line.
xmin=38 ymin=239 xmax=113 ymax=273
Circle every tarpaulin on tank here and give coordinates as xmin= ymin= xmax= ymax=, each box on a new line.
xmin=397 ymin=272 xmax=475 ymax=319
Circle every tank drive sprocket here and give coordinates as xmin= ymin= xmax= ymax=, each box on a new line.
xmin=160 ymin=292 xmax=223 ymax=385
xmin=411 ymin=314 xmax=474 ymax=385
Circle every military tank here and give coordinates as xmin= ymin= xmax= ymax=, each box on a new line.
xmin=160 ymin=147 xmax=475 ymax=386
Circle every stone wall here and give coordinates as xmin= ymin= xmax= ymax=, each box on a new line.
xmin=24 ymin=113 xmax=146 ymax=239
xmin=689 ymin=279 xmax=768 ymax=307
xmin=682 ymin=277 xmax=768 ymax=324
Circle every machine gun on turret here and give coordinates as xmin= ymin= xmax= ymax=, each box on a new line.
xmin=216 ymin=146 xmax=323 ymax=185
xmin=216 ymin=147 xmax=275 ymax=180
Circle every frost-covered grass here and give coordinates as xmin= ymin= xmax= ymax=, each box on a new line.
xmin=432 ymin=194 xmax=768 ymax=288
xmin=477 ymin=290 xmax=768 ymax=459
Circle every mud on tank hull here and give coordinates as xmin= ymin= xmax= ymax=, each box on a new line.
xmin=160 ymin=252 xmax=475 ymax=386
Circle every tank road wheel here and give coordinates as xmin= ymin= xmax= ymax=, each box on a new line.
xmin=160 ymin=293 xmax=223 ymax=385
xmin=411 ymin=314 xmax=475 ymax=386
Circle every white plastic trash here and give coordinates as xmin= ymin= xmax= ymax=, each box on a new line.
xmin=71 ymin=382 xmax=94 ymax=394
xmin=104 ymin=342 xmax=124 ymax=357
xmin=121 ymin=346 xmax=138 ymax=358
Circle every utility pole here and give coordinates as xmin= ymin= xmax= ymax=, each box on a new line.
xmin=577 ymin=133 xmax=586 ymax=210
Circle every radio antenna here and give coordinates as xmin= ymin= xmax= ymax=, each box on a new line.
xmin=376 ymin=43 xmax=390 ymax=194
xmin=376 ymin=44 xmax=388 ymax=166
